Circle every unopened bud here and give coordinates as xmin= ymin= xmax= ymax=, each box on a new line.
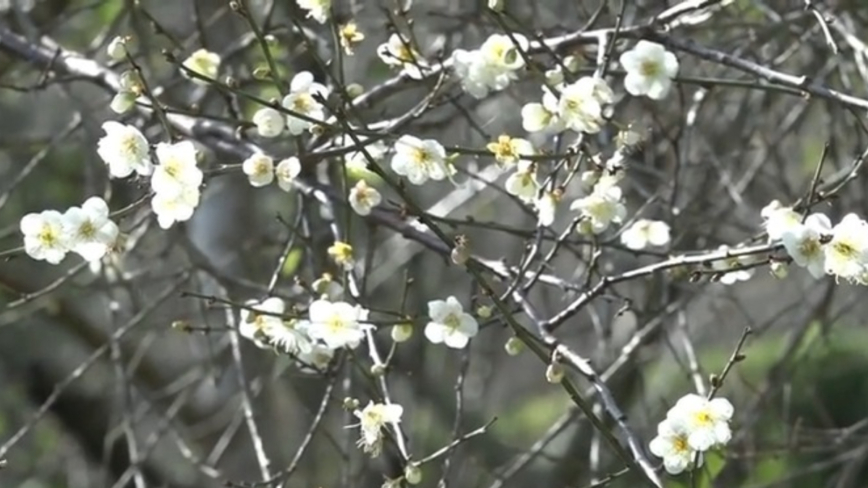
xmin=343 ymin=397 xmax=360 ymax=410
xmin=391 ymin=323 xmax=413 ymax=343
xmin=476 ymin=305 xmax=492 ymax=319
xmin=252 ymin=66 xmax=271 ymax=80
xmin=371 ymin=363 xmax=387 ymax=376
xmin=504 ymin=336 xmax=524 ymax=356
xmin=770 ymin=261 xmax=788 ymax=279
xmin=545 ymin=363 xmax=564 ymax=383
xmin=451 ymin=235 xmax=470 ymax=265
xmin=488 ymin=0 xmax=504 ymax=12
xmin=107 ymin=36 xmax=127 ymax=61
xmin=110 ymin=91 xmax=137 ymax=114
xmin=404 ymin=464 xmax=422 ymax=485
xmin=346 ymin=83 xmax=364 ymax=98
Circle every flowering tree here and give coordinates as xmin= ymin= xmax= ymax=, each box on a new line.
xmin=1 ymin=1 xmax=868 ymax=487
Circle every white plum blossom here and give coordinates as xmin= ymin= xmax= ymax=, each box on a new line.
xmin=425 ymin=296 xmax=479 ymax=349
xmin=151 ymin=141 xmax=202 ymax=196
xmin=619 ymin=41 xmax=679 ymax=100
xmin=487 ymin=135 xmax=534 ymax=168
xmin=252 ymin=107 xmax=285 ymax=138
xmin=521 ymin=87 xmax=564 ymax=134
xmin=377 ymin=33 xmax=428 ymax=79
xmin=296 ymin=0 xmax=330 ymax=23
xmin=761 ymin=200 xmax=801 ymax=242
xmin=451 ymin=34 xmax=528 ymax=98
xmin=276 ymin=157 xmax=302 ymax=192
xmin=570 ymin=182 xmax=626 ymax=234
xmin=96 ymin=121 xmax=152 ymax=178
xmin=535 ymin=191 xmax=558 ymax=227
xmin=781 ymin=213 xmax=831 ymax=279
xmin=349 ymin=180 xmax=382 ymax=216
xmin=20 ymin=210 xmax=69 ymax=264
xmin=505 ymin=160 xmax=538 ymax=203
xmin=242 ymin=153 xmax=275 ymax=188
xmin=352 ymin=401 xmax=404 ymax=456
xmin=304 ymin=299 xmax=371 ymax=350
xmin=666 ymin=394 xmax=734 ymax=451
xmin=239 ymin=297 xmax=285 ymax=349
xmin=621 ymin=219 xmax=671 ymax=250
xmin=151 ymin=185 xmax=200 ymax=229
xmin=182 ymin=49 xmax=221 ymax=85
xmin=557 ymin=77 xmax=613 ymax=134
xmin=391 ymin=135 xmax=448 ymax=185
xmin=712 ymin=245 xmax=754 ymax=285
xmin=649 ymin=419 xmax=702 ymax=475
xmin=824 ymin=213 xmax=868 ymax=281
xmin=63 ymin=197 xmax=119 ymax=262
xmin=282 ymin=71 xmax=328 ymax=135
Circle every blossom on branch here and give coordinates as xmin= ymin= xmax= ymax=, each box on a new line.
xmin=619 ymin=40 xmax=679 ymax=100
xmin=425 ymin=296 xmax=478 ymax=349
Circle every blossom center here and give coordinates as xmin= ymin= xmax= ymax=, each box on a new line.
xmin=78 ymin=220 xmax=97 ymax=239
xmin=410 ymin=148 xmax=432 ymax=167
xmin=121 ymin=135 xmax=141 ymax=157
xmin=292 ymin=95 xmax=313 ymax=112
xmin=832 ymin=240 xmax=858 ymax=259
xmin=640 ymin=60 xmax=660 ymax=77
xmin=38 ymin=226 xmax=59 ymax=247
xmin=673 ymin=435 xmax=689 ymax=453
xmin=693 ymin=410 xmax=713 ymax=426
xmin=326 ymin=315 xmax=347 ymax=334
xmin=799 ymin=238 xmax=821 ymax=257
xmin=443 ymin=313 xmax=461 ymax=331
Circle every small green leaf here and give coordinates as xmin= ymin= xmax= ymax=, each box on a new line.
xmin=281 ymin=248 xmax=304 ymax=277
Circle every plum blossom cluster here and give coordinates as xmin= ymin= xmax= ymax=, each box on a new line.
xmin=20 ymin=196 xmax=119 ymax=265
xmin=521 ymin=76 xmax=614 ymax=135
xmin=238 ymin=296 xmax=372 ymax=371
xmin=251 ymin=72 xmax=329 ymax=138
xmin=242 ymin=153 xmax=301 ymax=191
xmin=95 ymin=121 xmax=203 ymax=229
xmin=762 ymin=201 xmax=868 ymax=284
xmin=649 ymin=394 xmax=734 ymax=475
xmin=451 ymin=33 xmax=529 ymax=99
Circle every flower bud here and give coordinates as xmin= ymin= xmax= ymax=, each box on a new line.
xmin=545 ymin=363 xmax=564 ymax=384
xmin=488 ymin=0 xmax=504 ymax=11
xmin=451 ymin=236 xmax=470 ymax=265
xmin=371 ymin=363 xmax=387 ymax=376
xmin=504 ymin=336 xmax=524 ymax=356
xmin=253 ymin=66 xmax=271 ymax=80
xmin=391 ymin=323 xmax=413 ymax=343
xmin=342 ymin=397 xmax=359 ymax=410
xmin=107 ymin=36 xmax=127 ymax=61
xmin=110 ymin=91 xmax=137 ymax=114
xmin=770 ymin=261 xmax=788 ymax=279
xmin=346 ymin=83 xmax=364 ymax=98
xmin=476 ymin=305 xmax=492 ymax=319
xmin=404 ymin=464 xmax=422 ymax=485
